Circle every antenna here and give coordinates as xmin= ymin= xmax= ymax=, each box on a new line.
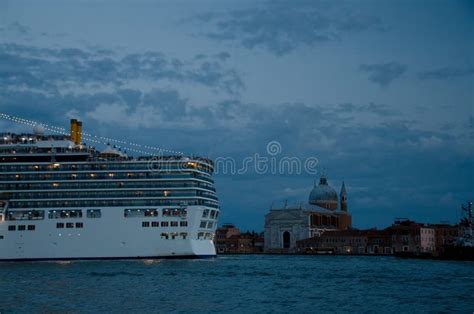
xmin=461 ymin=201 xmax=473 ymax=227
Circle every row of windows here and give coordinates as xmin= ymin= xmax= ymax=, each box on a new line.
xmin=9 ymin=199 xmax=219 ymax=209
xmin=161 ymin=232 xmax=188 ymax=240
xmin=202 ymin=209 xmax=219 ymax=219
xmin=49 ymin=209 xmax=83 ymax=219
xmin=3 ymin=171 xmax=213 ymax=182
xmin=324 ymin=238 xmax=367 ymax=243
xmin=197 ymin=232 xmax=214 ymax=240
xmin=8 ymin=225 xmax=35 ymax=231
xmin=199 ymin=221 xmax=215 ymax=229
xmin=5 ymin=207 xmax=219 ymax=222
xmin=0 ymin=161 xmax=212 ymax=173
xmin=162 ymin=208 xmax=187 ymax=217
xmin=6 ymin=210 xmax=44 ymax=221
xmin=0 ymin=180 xmax=216 ymax=192
xmin=142 ymin=221 xmax=188 ymax=227
xmin=3 ymin=226 xmax=203 ymax=239
xmin=5 ymin=209 xmax=102 ymax=220
xmin=9 ymin=190 xmax=218 ymax=201
xmin=125 ymin=209 xmax=158 ymax=218
xmin=125 ymin=208 xmax=189 ymax=218
xmin=57 ymin=222 xmax=83 ymax=229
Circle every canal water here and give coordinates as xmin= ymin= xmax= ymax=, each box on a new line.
xmin=0 ymin=255 xmax=473 ymax=313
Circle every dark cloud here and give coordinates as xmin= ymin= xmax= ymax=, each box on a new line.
xmin=359 ymin=62 xmax=406 ymax=87
xmin=194 ymin=1 xmax=385 ymax=56
xmin=335 ymin=102 xmax=396 ymax=116
xmin=143 ymin=89 xmax=187 ymax=119
xmin=0 ymin=43 xmax=244 ymax=95
xmin=0 ymin=22 xmax=31 ymax=36
xmin=418 ymin=66 xmax=474 ymax=80
xmin=215 ymin=52 xmax=231 ymax=61
xmin=186 ymin=61 xmax=243 ymax=95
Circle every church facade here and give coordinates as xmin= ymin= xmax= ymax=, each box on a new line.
xmin=264 ymin=175 xmax=352 ymax=253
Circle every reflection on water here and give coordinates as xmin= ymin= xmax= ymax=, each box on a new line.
xmin=0 ymin=255 xmax=473 ymax=313
xmin=143 ymin=259 xmax=160 ymax=266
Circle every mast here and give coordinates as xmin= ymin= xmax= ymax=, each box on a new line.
xmin=461 ymin=201 xmax=473 ymax=227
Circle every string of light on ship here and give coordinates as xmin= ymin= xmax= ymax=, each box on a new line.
xmin=0 ymin=113 xmax=186 ymax=156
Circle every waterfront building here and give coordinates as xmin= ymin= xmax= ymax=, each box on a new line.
xmin=297 ymin=219 xmax=445 ymax=256
xmin=389 ymin=220 xmax=436 ymax=254
xmin=215 ymin=224 xmax=263 ymax=254
xmin=264 ymin=175 xmax=351 ymax=253
xmin=429 ymin=223 xmax=459 ymax=253
xmin=296 ymin=229 xmax=393 ymax=255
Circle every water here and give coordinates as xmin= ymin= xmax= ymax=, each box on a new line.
xmin=0 ymin=255 xmax=473 ymax=313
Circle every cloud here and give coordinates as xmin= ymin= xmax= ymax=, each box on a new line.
xmin=193 ymin=1 xmax=385 ymax=56
xmin=335 ymin=102 xmax=396 ymax=116
xmin=215 ymin=52 xmax=231 ymax=61
xmin=359 ymin=62 xmax=406 ymax=87
xmin=418 ymin=66 xmax=474 ymax=80
xmin=0 ymin=22 xmax=31 ymax=37
xmin=0 ymin=43 xmax=243 ymax=95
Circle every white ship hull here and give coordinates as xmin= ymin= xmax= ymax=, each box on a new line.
xmin=0 ymin=205 xmax=217 ymax=261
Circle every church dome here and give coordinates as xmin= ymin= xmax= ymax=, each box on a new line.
xmin=309 ymin=175 xmax=338 ymax=210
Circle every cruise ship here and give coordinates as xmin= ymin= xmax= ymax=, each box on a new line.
xmin=0 ymin=119 xmax=219 ymax=261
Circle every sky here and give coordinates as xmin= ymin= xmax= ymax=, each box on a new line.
xmin=0 ymin=0 xmax=472 ymax=231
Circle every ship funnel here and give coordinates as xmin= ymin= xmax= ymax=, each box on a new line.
xmin=70 ymin=119 xmax=82 ymax=145
xmin=76 ymin=121 xmax=82 ymax=145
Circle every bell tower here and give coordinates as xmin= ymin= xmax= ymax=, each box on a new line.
xmin=340 ymin=181 xmax=348 ymax=212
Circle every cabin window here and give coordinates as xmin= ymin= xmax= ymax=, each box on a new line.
xmin=200 ymin=221 xmax=207 ymax=228
xmin=8 ymin=225 xmax=16 ymax=231
xmin=6 ymin=210 xmax=45 ymax=221
xmin=87 ymin=209 xmax=101 ymax=218
xmin=171 ymin=221 xmax=178 ymax=227
xmin=202 ymin=209 xmax=209 ymax=218
xmin=180 ymin=221 xmax=188 ymax=227
xmin=0 ymin=235 xmax=4 ymax=239
xmin=48 ymin=210 xmax=82 ymax=219
xmin=66 ymin=223 xmax=74 ymax=228
xmin=161 ymin=221 xmax=169 ymax=227
xmin=57 ymin=223 xmax=64 ymax=229
xmin=144 ymin=209 xmax=158 ymax=217
xmin=210 ymin=210 xmax=216 ymax=219
xmin=124 ymin=209 xmax=158 ymax=218
xmin=180 ymin=232 xmax=187 ymax=239
xmin=142 ymin=221 xmax=150 ymax=227
xmin=207 ymin=221 xmax=214 ymax=229
xmin=27 ymin=225 xmax=35 ymax=231
xmin=18 ymin=225 xmax=26 ymax=231
xmin=162 ymin=208 xmax=185 ymax=217
xmin=75 ymin=222 xmax=83 ymax=228
xmin=161 ymin=232 xmax=169 ymax=239
xmin=152 ymin=221 xmax=159 ymax=227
